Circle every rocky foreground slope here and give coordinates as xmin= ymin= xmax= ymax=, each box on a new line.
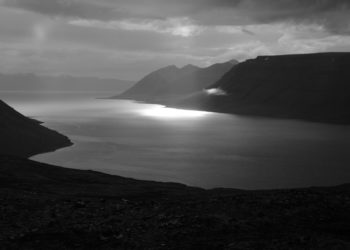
xmin=178 ymin=53 xmax=350 ymax=124
xmin=0 ymin=100 xmax=72 ymax=157
xmin=114 ymin=60 xmax=237 ymax=103
xmin=0 ymin=156 xmax=349 ymax=250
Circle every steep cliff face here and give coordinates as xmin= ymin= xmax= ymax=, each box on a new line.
xmin=179 ymin=53 xmax=350 ymax=124
xmin=114 ymin=60 xmax=237 ymax=103
xmin=0 ymin=100 xmax=72 ymax=157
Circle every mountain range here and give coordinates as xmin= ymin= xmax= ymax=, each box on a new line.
xmin=114 ymin=60 xmax=238 ymax=103
xmin=176 ymin=53 xmax=350 ymax=124
xmin=0 ymin=73 xmax=134 ymax=93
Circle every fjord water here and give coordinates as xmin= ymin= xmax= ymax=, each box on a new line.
xmin=2 ymin=91 xmax=350 ymax=189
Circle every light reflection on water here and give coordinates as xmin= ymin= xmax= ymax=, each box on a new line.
xmin=139 ymin=105 xmax=210 ymax=119
xmin=2 ymin=91 xmax=350 ymax=190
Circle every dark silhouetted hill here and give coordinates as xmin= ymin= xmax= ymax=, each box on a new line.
xmin=113 ymin=60 xmax=238 ymax=103
xmin=0 ymin=155 xmax=349 ymax=249
xmin=0 ymin=100 xmax=72 ymax=157
xmin=178 ymin=53 xmax=350 ymax=124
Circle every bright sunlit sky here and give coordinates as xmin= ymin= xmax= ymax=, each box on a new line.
xmin=0 ymin=0 xmax=350 ymax=80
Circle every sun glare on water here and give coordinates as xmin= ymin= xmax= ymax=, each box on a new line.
xmin=140 ymin=106 xmax=209 ymax=119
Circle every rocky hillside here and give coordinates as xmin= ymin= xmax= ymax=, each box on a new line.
xmin=178 ymin=53 xmax=350 ymax=124
xmin=1 ymin=156 xmax=349 ymax=250
xmin=114 ymin=60 xmax=237 ymax=103
xmin=0 ymin=100 xmax=72 ymax=157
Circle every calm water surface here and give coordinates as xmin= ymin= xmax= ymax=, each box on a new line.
xmin=2 ymin=91 xmax=350 ymax=189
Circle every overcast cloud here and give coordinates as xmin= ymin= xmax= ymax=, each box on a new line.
xmin=0 ymin=0 xmax=349 ymax=80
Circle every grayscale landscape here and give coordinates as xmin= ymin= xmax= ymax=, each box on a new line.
xmin=0 ymin=1 xmax=350 ymax=249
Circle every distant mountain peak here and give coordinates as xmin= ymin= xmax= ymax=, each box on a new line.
xmin=0 ymin=73 xmax=134 ymax=92
xmin=116 ymin=61 xmax=234 ymax=102
xmin=182 ymin=64 xmax=200 ymax=70
xmin=227 ymin=59 xmax=239 ymax=65
xmin=180 ymin=64 xmax=200 ymax=74
xmin=162 ymin=65 xmax=179 ymax=70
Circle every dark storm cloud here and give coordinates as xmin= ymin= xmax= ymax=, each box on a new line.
xmin=2 ymin=0 xmax=124 ymax=20
xmin=194 ymin=0 xmax=350 ymax=15
xmin=195 ymin=0 xmax=350 ymax=34
xmin=1 ymin=0 xmax=350 ymax=79
xmin=246 ymin=0 xmax=350 ymax=27
xmin=3 ymin=0 xmax=350 ymax=34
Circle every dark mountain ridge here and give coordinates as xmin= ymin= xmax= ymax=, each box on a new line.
xmin=178 ymin=53 xmax=350 ymax=124
xmin=114 ymin=60 xmax=238 ymax=103
xmin=0 ymin=100 xmax=72 ymax=157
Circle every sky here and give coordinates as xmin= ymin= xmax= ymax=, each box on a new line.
xmin=0 ymin=0 xmax=350 ymax=80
